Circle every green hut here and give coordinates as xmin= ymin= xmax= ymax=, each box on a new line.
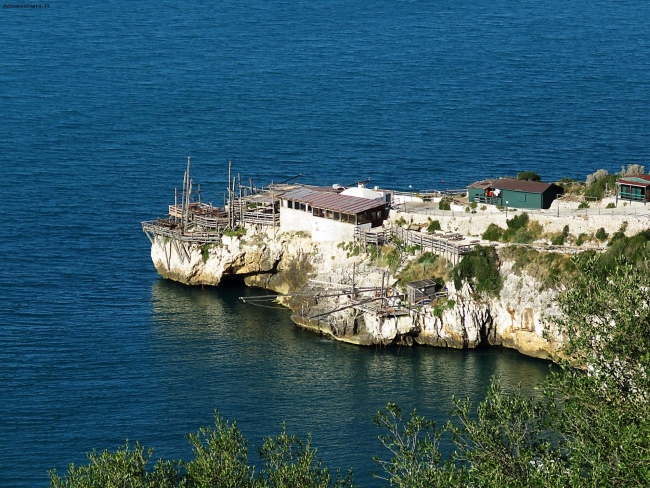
xmin=616 ymin=175 xmax=650 ymax=204
xmin=468 ymin=178 xmax=563 ymax=210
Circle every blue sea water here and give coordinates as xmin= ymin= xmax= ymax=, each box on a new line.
xmin=2 ymin=0 xmax=650 ymax=485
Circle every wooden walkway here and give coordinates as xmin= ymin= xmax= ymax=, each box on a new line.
xmin=392 ymin=226 xmax=479 ymax=264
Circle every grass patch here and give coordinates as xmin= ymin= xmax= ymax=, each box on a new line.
xmin=223 ymin=226 xmax=247 ymax=237
xmin=499 ymin=246 xmax=578 ymax=289
xmin=395 ymin=252 xmax=449 ymax=290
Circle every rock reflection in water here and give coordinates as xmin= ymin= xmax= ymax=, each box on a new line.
xmin=149 ymin=279 xmax=552 ymax=486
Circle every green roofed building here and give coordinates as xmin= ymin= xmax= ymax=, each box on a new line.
xmin=468 ymin=178 xmax=564 ymax=210
xmin=616 ymin=174 xmax=650 ymax=204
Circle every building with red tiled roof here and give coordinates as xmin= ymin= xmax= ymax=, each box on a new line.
xmin=280 ymin=185 xmax=388 ymax=242
xmin=616 ymin=174 xmax=650 ymax=204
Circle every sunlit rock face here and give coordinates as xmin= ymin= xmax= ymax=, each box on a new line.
xmin=149 ymin=227 xmax=562 ymax=359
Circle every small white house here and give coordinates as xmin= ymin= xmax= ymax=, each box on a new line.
xmin=280 ymin=186 xmax=387 ymax=242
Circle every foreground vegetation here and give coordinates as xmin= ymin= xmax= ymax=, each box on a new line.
xmin=51 ymin=239 xmax=650 ymax=486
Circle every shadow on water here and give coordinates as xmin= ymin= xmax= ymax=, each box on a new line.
xmin=149 ymin=279 xmax=554 ymax=486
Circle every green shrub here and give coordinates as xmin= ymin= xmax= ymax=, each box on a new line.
xmin=427 ymin=220 xmax=441 ymax=233
xmin=438 ymin=199 xmax=451 ymax=211
xmin=576 ymin=233 xmax=589 ymax=246
xmin=482 ymin=224 xmax=504 ymax=241
xmin=368 ymin=244 xmax=379 ymax=261
xmin=385 ymin=247 xmax=401 ymax=271
xmin=606 ymin=202 xmax=616 ymax=209
xmin=551 ymin=233 xmax=565 ymax=246
xmin=578 ymin=202 xmax=590 ymax=209
xmin=581 ymin=229 xmax=650 ymax=276
xmin=501 ymin=213 xmax=533 ymax=242
xmin=584 ymin=173 xmax=618 ymax=200
xmin=202 ymin=245 xmax=210 ymax=263
xmin=499 ymin=246 xmax=578 ymax=288
xmin=517 ymin=171 xmax=541 ymax=182
xmin=595 ymin=228 xmax=608 ymax=241
xmin=607 ymin=231 xmax=626 ymax=247
xmin=223 ymin=226 xmax=246 ymax=237
xmin=450 ymin=245 xmax=502 ymax=297
xmin=506 ymin=212 xmax=529 ymax=230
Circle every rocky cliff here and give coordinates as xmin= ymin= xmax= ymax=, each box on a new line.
xmin=149 ymin=225 xmax=563 ymax=360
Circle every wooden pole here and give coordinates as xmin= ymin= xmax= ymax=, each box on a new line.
xmin=184 ymin=157 xmax=191 ymax=232
xmin=228 ymin=161 xmax=232 ymax=229
xmin=232 ymin=176 xmax=236 ymax=227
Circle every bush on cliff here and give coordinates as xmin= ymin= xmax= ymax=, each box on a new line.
xmin=482 ymin=224 xmax=504 ymax=241
xmin=395 ymin=252 xmax=448 ymax=289
xmin=517 ymin=171 xmax=541 ymax=182
xmin=426 ymin=219 xmax=441 ymax=233
xmin=449 ymin=245 xmax=502 ymax=297
xmin=499 ymin=246 xmax=577 ymax=289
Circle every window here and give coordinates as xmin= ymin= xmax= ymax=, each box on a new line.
xmin=333 ymin=212 xmax=340 ymax=220
xmin=326 ymin=210 xmax=333 ymax=219
xmin=286 ymin=200 xmax=293 ymax=209
xmin=313 ymin=207 xmax=319 ymax=216
xmin=341 ymin=213 xmax=349 ymax=223
xmin=300 ymin=203 xmax=306 ymax=211
xmin=518 ymin=194 xmax=526 ymax=202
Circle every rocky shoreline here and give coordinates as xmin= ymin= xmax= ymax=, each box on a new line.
xmin=149 ymin=198 xmax=649 ymax=360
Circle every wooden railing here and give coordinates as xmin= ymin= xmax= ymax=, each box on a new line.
xmin=391 ymin=226 xmax=478 ymax=264
xmin=354 ymin=227 xmax=388 ymax=245
xmin=240 ymin=210 xmax=280 ymax=225
xmin=472 ymin=195 xmax=502 ymax=205
xmin=141 ymin=221 xmax=223 ymax=243
xmin=618 ymin=191 xmax=647 ymax=202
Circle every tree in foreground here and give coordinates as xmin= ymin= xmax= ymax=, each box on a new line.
xmin=49 ymin=413 xmax=355 ymax=488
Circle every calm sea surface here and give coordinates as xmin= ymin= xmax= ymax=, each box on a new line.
xmin=2 ymin=1 xmax=650 ymax=485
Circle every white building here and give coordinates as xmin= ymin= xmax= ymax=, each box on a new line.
xmin=279 ymin=186 xmax=388 ymax=242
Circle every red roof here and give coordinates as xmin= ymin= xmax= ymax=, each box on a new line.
xmin=493 ymin=178 xmax=556 ymax=193
xmin=616 ymin=175 xmax=650 ymax=187
xmin=282 ymin=188 xmax=385 ymax=214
